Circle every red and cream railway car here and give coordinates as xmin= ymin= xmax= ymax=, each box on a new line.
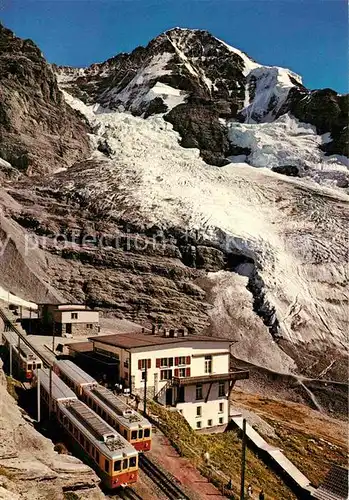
xmin=53 ymin=360 xmax=152 ymax=451
xmin=36 ymin=368 xmax=139 ymax=489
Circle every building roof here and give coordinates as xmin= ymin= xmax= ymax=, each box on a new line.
xmin=67 ymin=341 xmax=93 ymax=353
xmin=89 ymin=332 xmax=233 ymax=350
xmin=313 ymin=466 xmax=349 ymax=500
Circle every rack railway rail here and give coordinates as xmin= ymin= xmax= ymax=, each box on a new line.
xmin=139 ymin=454 xmax=190 ymax=500
xmin=116 ymin=487 xmax=144 ymax=500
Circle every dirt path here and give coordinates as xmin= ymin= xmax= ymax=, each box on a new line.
xmin=149 ymin=429 xmax=227 ymax=500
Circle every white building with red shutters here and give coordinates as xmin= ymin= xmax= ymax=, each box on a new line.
xmin=88 ymin=329 xmax=248 ymax=430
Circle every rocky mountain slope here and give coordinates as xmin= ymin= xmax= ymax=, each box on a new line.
xmin=0 ymin=24 xmax=90 ymax=176
xmin=55 ymin=28 xmax=348 ymax=167
xmin=0 ymin=24 xmax=348 ymax=386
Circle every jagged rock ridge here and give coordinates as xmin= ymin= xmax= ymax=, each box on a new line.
xmin=0 ymin=24 xmax=91 ymax=176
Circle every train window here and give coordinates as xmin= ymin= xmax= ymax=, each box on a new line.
xmin=91 ymin=446 xmax=95 ymax=457
xmin=131 ymin=431 xmax=137 ymax=440
xmin=129 ymin=456 xmax=137 ymax=468
xmin=28 ymin=364 xmax=32 ymax=370
xmin=104 ymin=459 xmax=109 ymax=473
xmin=114 ymin=460 xmax=121 ymax=472
xmin=68 ymin=422 xmax=72 ymax=432
xmin=80 ymin=434 xmax=85 ymax=447
xmin=86 ymin=442 xmax=90 ymax=454
xmin=144 ymin=428 xmax=150 ymax=438
xmin=123 ymin=459 xmax=128 ymax=470
xmin=115 ymin=424 xmax=120 ymax=432
xmin=123 ymin=430 xmax=127 ymax=438
xmin=93 ymin=403 xmax=97 ymax=412
xmin=95 ymin=451 xmax=100 ymax=464
xmin=102 ymin=411 xmax=106 ymax=420
xmin=138 ymin=430 xmax=143 ymax=439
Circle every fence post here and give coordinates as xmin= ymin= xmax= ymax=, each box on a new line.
xmin=240 ymin=418 xmax=246 ymax=500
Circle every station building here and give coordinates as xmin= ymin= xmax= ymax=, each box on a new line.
xmin=38 ymin=303 xmax=100 ymax=337
xmin=82 ymin=328 xmax=249 ymax=430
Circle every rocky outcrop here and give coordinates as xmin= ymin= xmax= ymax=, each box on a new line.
xmin=278 ymin=88 xmax=349 ymax=156
xmin=271 ymin=165 xmax=300 ymax=177
xmin=0 ymin=360 xmax=104 ymax=499
xmin=0 ymin=24 xmax=91 ymax=175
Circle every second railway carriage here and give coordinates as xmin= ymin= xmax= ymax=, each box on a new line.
xmin=53 ymin=359 xmax=152 ymax=451
xmin=53 ymin=359 xmax=96 ymax=395
xmin=36 ymin=368 xmax=139 ymax=489
xmin=2 ymin=330 xmax=42 ymax=380
xmin=82 ymin=385 xmax=152 ymax=451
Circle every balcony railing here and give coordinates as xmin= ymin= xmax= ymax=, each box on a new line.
xmin=172 ymin=370 xmax=249 ymax=386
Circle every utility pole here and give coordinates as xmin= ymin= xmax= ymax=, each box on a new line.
xmin=143 ymin=362 xmax=147 ymax=415
xmin=240 ymin=418 xmax=247 ymax=500
xmin=48 ymin=367 xmax=53 ymax=419
xmin=37 ymin=369 xmax=41 ymax=423
xmin=52 ymin=325 xmax=56 ymax=353
xmin=9 ymin=342 xmax=12 ymax=377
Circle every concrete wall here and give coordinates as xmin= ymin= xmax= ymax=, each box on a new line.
xmin=56 ymin=310 xmax=99 ymax=324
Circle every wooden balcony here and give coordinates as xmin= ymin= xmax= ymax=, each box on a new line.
xmin=172 ymin=370 xmax=249 ymax=387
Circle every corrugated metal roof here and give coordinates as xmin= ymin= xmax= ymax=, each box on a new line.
xmin=313 ymin=466 xmax=349 ymax=500
xmin=54 ymin=360 xmax=96 ymax=386
xmin=37 ymin=368 xmax=77 ymax=402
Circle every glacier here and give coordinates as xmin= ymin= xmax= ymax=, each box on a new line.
xmin=56 ymin=90 xmax=348 ymax=374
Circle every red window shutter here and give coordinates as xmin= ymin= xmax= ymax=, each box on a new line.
xmin=175 ymin=357 xmax=179 ymax=366
xmin=186 ymin=356 xmax=191 ymax=365
xmin=186 ymin=367 xmax=191 ymax=377
xmin=147 ymin=359 xmax=151 ymax=369
xmin=174 ymin=368 xmax=179 ymax=377
xmin=156 ymin=358 xmax=161 ymax=368
xmin=138 ymin=360 xmax=142 ymax=370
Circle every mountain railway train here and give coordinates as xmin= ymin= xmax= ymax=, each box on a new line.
xmin=53 ymin=360 xmax=152 ymax=451
xmin=36 ymin=368 xmax=139 ymax=488
xmin=1 ymin=330 xmax=42 ymax=380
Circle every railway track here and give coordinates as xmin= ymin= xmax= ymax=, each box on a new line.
xmin=116 ymin=487 xmax=143 ymax=500
xmin=139 ymin=454 xmax=190 ymax=500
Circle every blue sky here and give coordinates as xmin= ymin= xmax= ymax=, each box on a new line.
xmin=1 ymin=0 xmax=348 ymax=93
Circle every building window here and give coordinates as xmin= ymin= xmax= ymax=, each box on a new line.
xmin=138 ymin=359 xmax=151 ymax=370
xmin=196 ymin=406 xmax=202 ymax=417
xmin=205 ymin=355 xmax=212 ymax=374
xmin=178 ymin=356 xmax=186 ymax=365
xmin=219 ymin=417 xmax=224 ymax=424
xmin=196 ymin=421 xmax=202 ymax=429
xmin=158 ymin=357 xmax=173 ymax=368
xmin=208 ymin=419 xmax=213 ymax=426
xmin=71 ymin=313 xmax=78 ymax=319
xmin=141 ymin=371 xmax=146 ymax=381
xmin=179 ymin=367 xmax=186 ymax=377
xmin=86 ymin=323 xmax=93 ymax=329
xmin=160 ymin=369 xmax=172 ymax=381
xmin=196 ymin=384 xmax=203 ymax=400
xmin=218 ymin=381 xmax=225 ymax=397
xmin=219 ymin=402 xmax=224 ymax=413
